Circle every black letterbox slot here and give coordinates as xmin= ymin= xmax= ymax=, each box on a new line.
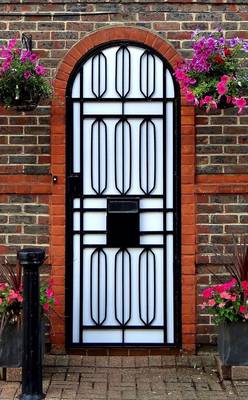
xmin=107 ymin=199 xmax=139 ymax=247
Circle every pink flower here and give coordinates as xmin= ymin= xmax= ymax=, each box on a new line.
xmin=29 ymin=53 xmax=38 ymax=63
xmin=208 ymin=299 xmax=216 ymax=307
xmin=17 ymin=294 xmax=23 ymax=302
xmin=221 ymin=75 xmax=230 ymax=84
xmin=0 ymin=298 xmax=2 ymax=305
xmin=220 ymin=291 xmax=233 ymax=300
xmin=226 ymin=95 xmax=232 ymax=104
xmin=218 ymin=302 xmax=225 ymax=308
xmin=217 ymin=81 xmax=228 ymax=95
xmin=200 ymin=302 xmax=207 ymax=310
xmin=202 ymin=287 xmax=214 ymax=299
xmin=43 ymin=303 xmax=49 ymax=312
xmin=204 ymin=95 xmax=213 ymax=103
xmin=23 ymin=71 xmax=31 ymax=80
xmin=245 ymin=314 xmax=248 ymax=320
xmin=46 ymin=287 xmax=54 ymax=299
xmin=8 ymin=38 xmax=17 ymax=50
xmin=186 ymin=91 xmax=195 ymax=103
xmin=54 ymin=299 xmax=60 ymax=305
xmin=230 ymin=295 xmax=237 ymax=302
xmin=35 ymin=65 xmax=46 ymax=76
xmin=240 ymin=305 xmax=246 ymax=314
xmin=2 ymin=61 xmax=10 ymax=72
xmin=233 ymin=97 xmax=247 ymax=114
xmin=242 ymin=281 xmax=248 ymax=290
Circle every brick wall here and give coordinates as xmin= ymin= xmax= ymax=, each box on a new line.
xmin=1 ymin=0 xmax=248 ymax=349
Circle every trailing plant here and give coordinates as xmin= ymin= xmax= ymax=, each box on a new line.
xmin=0 ymin=37 xmax=52 ymax=109
xmin=175 ymin=29 xmax=248 ymax=113
xmin=200 ymin=235 xmax=248 ymax=324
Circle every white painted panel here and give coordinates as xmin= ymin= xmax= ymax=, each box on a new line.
xmin=72 ymin=72 xmax=80 ymax=98
xmin=166 ymin=102 xmax=173 ymax=208
xmin=166 ymin=69 xmax=175 ymax=98
xmin=124 ymin=102 xmax=163 ymax=115
xmin=72 ymin=234 xmax=80 ymax=343
xmin=140 ymin=235 xmax=163 ymax=245
xmin=82 ymin=59 xmax=93 ymax=98
xmin=83 ymin=329 xmax=122 ymax=343
xmin=140 ymin=199 xmax=163 ymax=209
xmin=125 ymin=330 xmax=164 ymax=343
xmin=167 ymin=235 xmax=174 ymax=343
xmin=73 ymin=198 xmax=80 ymax=209
xmin=83 ymin=234 xmax=106 ymax=245
xmin=84 ymin=102 xmax=122 ymax=115
xmin=166 ymin=212 xmax=173 ymax=231
xmin=73 ymin=103 xmax=80 ymax=173
xmin=83 ymin=199 xmax=107 ymax=208
xmin=73 ymin=212 xmax=80 ymax=231
xmin=83 ymin=211 xmax=106 ymax=231
xmin=140 ymin=212 xmax=163 ymax=231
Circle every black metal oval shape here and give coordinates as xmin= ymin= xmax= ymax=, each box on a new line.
xmin=139 ymin=119 xmax=156 ymax=194
xmin=114 ymin=119 xmax=132 ymax=195
xmin=115 ymin=46 xmax=131 ymax=98
xmin=114 ymin=248 xmax=131 ymax=326
xmin=140 ymin=50 xmax=156 ymax=98
xmin=90 ymin=248 xmax=107 ymax=326
xmin=138 ymin=248 xmax=156 ymax=325
xmin=91 ymin=52 xmax=107 ymax=98
xmin=91 ymin=119 xmax=107 ymax=195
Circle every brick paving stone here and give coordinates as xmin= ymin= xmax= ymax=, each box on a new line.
xmin=3 ymin=354 xmax=248 ymax=399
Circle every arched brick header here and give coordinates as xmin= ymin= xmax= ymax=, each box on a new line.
xmin=51 ymin=26 xmax=196 ymax=353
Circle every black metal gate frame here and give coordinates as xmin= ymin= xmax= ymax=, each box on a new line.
xmin=65 ymin=40 xmax=181 ymax=348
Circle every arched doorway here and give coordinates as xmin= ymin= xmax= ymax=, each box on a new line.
xmin=66 ymin=41 xmax=180 ymax=347
xmin=51 ymin=27 xmax=196 ymax=352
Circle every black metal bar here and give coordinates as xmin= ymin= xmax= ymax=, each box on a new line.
xmin=18 ymin=248 xmax=45 ymax=400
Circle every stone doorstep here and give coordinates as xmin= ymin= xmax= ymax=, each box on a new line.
xmin=215 ymin=355 xmax=248 ymax=381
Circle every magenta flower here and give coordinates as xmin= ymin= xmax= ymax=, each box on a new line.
xmin=29 ymin=53 xmax=38 ymax=63
xmin=240 ymin=305 xmax=246 ymax=314
xmin=233 ymin=97 xmax=247 ymax=114
xmin=23 ymin=71 xmax=31 ymax=80
xmin=8 ymin=38 xmax=17 ymax=50
xmin=35 ymin=64 xmax=46 ymax=76
xmin=217 ymin=81 xmax=228 ymax=95
xmin=208 ymin=299 xmax=216 ymax=307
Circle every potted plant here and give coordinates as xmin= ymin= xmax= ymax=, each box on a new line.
xmin=0 ymin=261 xmax=56 ymax=367
xmin=175 ymin=29 xmax=248 ymax=113
xmin=200 ymin=236 xmax=248 ymax=365
xmin=0 ymin=36 xmax=52 ymax=111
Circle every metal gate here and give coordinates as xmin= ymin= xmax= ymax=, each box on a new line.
xmin=66 ymin=42 xmax=180 ymax=347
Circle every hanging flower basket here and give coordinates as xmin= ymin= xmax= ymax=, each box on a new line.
xmin=0 ymin=35 xmax=52 ymax=112
xmin=175 ymin=29 xmax=248 ymax=113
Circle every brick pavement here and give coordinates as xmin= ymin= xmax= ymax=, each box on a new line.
xmin=1 ymin=354 xmax=248 ymax=399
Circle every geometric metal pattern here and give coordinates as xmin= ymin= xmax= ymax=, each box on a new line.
xmin=67 ymin=42 xmax=180 ymax=347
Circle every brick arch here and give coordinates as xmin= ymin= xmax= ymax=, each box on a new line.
xmin=51 ymin=27 xmax=196 ymax=353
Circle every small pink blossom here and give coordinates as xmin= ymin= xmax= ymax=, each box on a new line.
xmin=240 ymin=305 xmax=246 ymax=314
xmin=0 ymin=298 xmax=2 ymax=305
xmin=23 ymin=71 xmax=31 ymax=80
xmin=217 ymin=81 xmax=228 ymax=95
xmin=221 ymin=75 xmax=230 ymax=84
xmin=220 ymin=291 xmax=232 ymax=300
xmin=218 ymin=302 xmax=225 ymax=308
xmin=8 ymin=38 xmax=17 ymax=50
xmin=46 ymin=287 xmax=54 ymax=299
xmin=35 ymin=64 xmax=46 ymax=76
xmin=202 ymin=287 xmax=214 ymax=299
xmin=186 ymin=91 xmax=195 ymax=103
xmin=29 ymin=53 xmax=38 ymax=63
xmin=200 ymin=302 xmax=207 ymax=310
xmin=43 ymin=303 xmax=49 ymax=312
xmin=233 ymin=97 xmax=247 ymax=114
xmin=245 ymin=314 xmax=248 ymax=320
xmin=17 ymin=294 xmax=23 ymax=302
xmin=208 ymin=299 xmax=216 ymax=307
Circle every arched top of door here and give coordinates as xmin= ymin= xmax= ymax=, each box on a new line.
xmin=53 ymin=26 xmax=184 ymax=103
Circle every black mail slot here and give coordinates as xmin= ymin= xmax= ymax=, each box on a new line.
xmin=107 ymin=199 xmax=139 ymax=246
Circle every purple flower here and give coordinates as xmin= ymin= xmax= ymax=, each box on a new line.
xmin=29 ymin=53 xmax=38 ymax=63
xmin=2 ymin=61 xmax=10 ymax=72
xmin=35 ymin=64 xmax=46 ymax=75
xmin=218 ymin=37 xmax=225 ymax=46
xmin=23 ymin=71 xmax=31 ymax=80
xmin=8 ymin=38 xmax=17 ymax=50
xmin=243 ymin=42 xmax=248 ymax=52
xmin=1 ymin=47 xmax=11 ymax=59
xmin=229 ymin=37 xmax=241 ymax=47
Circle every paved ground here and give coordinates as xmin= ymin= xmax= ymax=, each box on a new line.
xmin=1 ymin=354 xmax=248 ymax=399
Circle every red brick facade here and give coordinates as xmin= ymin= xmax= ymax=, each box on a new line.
xmin=0 ymin=0 xmax=248 ymax=352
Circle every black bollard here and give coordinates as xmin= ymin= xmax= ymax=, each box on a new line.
xmin=17 ymin=248 xmax=45 ymax=400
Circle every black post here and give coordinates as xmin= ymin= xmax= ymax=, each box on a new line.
xmin=17 ymin=248 xmax=45 ymax=400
